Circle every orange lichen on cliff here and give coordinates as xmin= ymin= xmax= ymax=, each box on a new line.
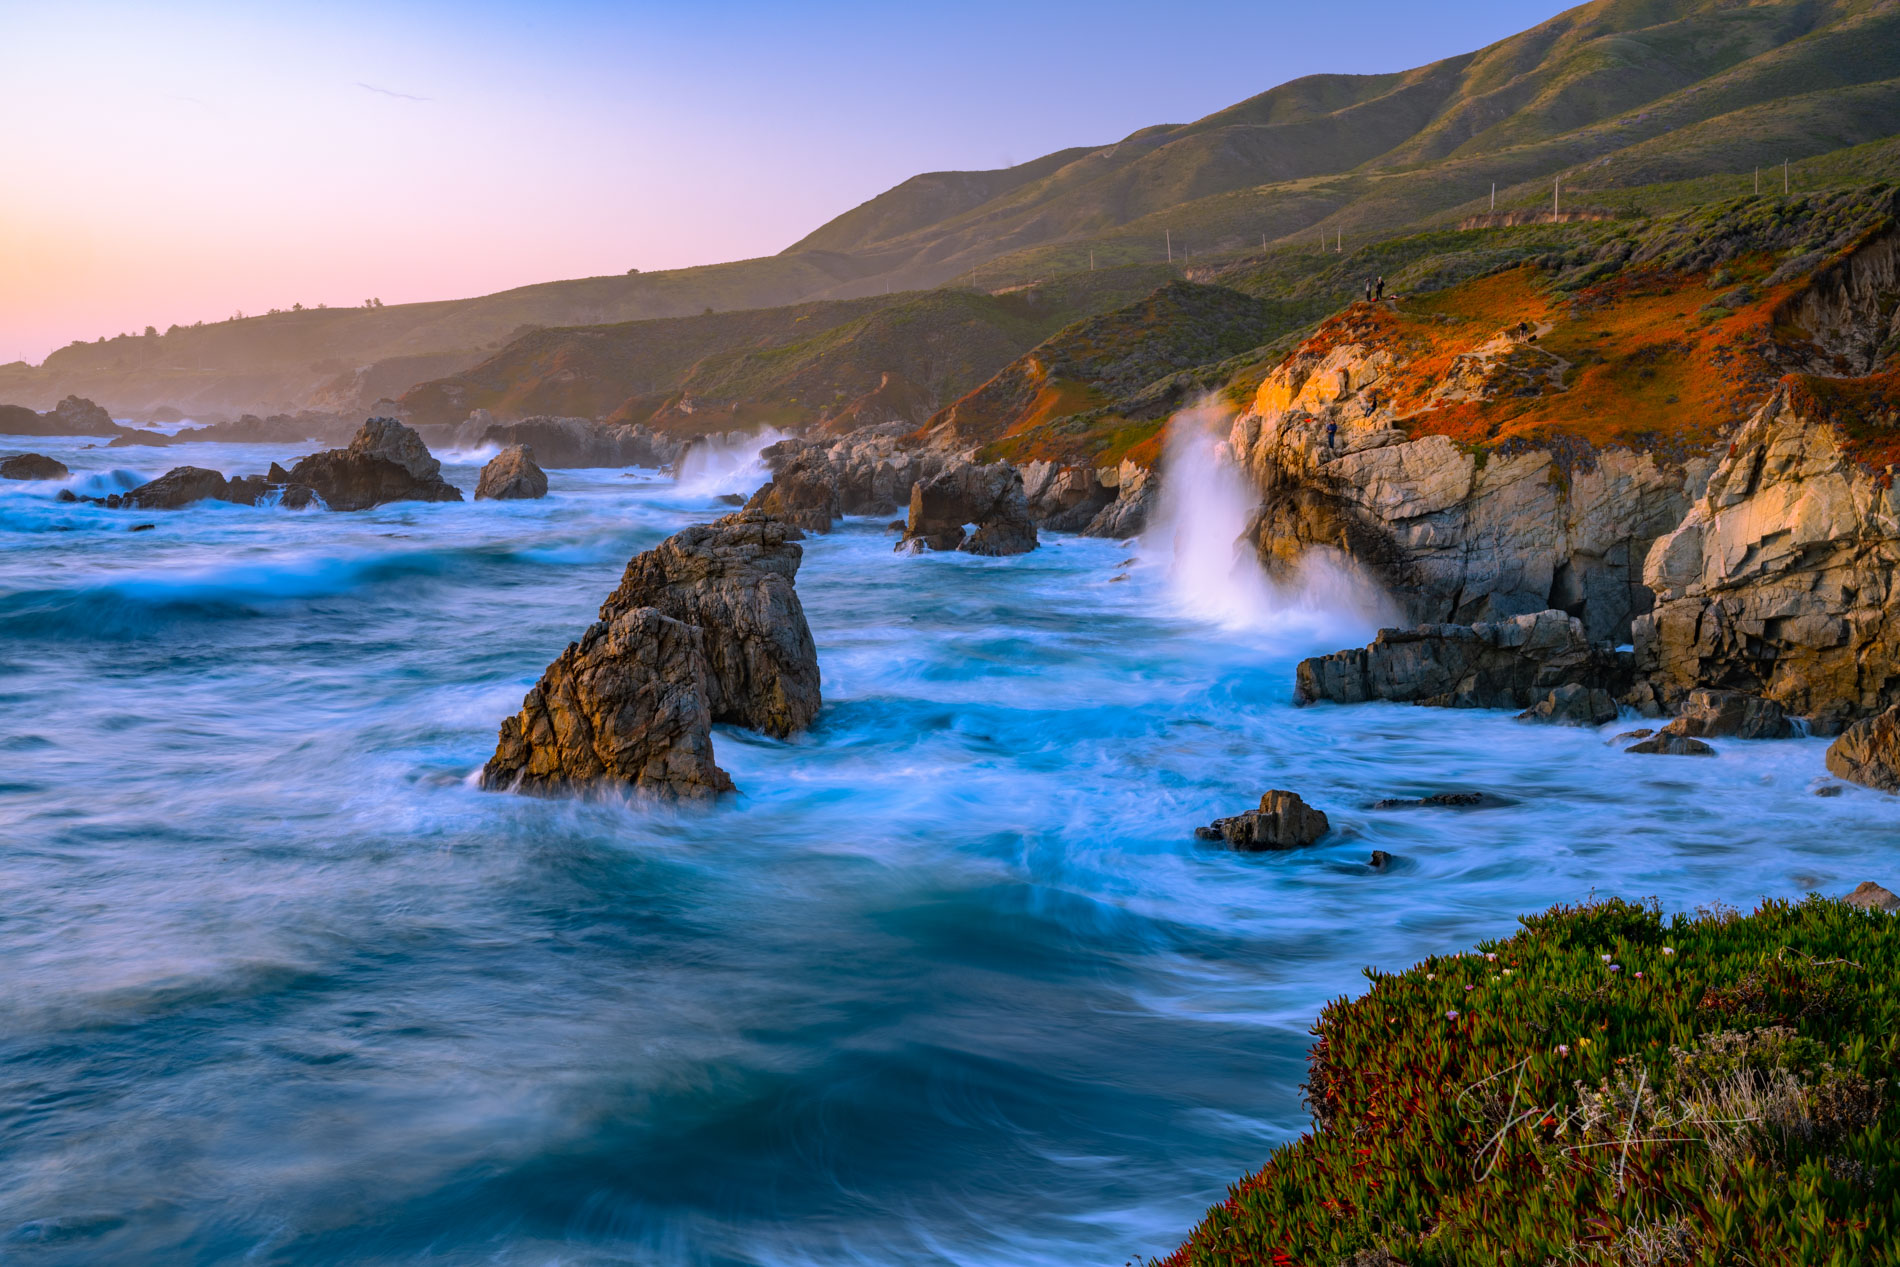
xmin=1787 ymin=369 xmax=1900 ymax=470
xmin=1267 ymin=263 xmax=1801 ymax=459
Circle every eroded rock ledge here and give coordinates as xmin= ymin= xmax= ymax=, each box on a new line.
xmin=1296 ymin=610 xmax=1634 ymax=712
xmin=481 ymin=511 xmax=820 ymax=801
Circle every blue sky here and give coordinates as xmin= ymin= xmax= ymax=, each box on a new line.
xmin=1 ymin=0 xmax=1576 ymax=363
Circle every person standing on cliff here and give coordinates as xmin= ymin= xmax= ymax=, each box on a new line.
xmin=1326 ymin=420 xmax=1338 ymax=450
xmin=1376 ymin=276 xmax=1386 ymax=300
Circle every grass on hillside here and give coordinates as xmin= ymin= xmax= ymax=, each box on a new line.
xmin=1162 ymin=896 xmax=1898 ymax=1267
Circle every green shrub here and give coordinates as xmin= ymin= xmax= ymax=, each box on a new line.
xmin=1161 ymin=897 xmax=1898 ymax=1266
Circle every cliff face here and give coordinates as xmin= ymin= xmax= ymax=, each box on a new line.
xmin=1231 ymin=315 xmax=1707 ymax=644
xmin=1638 ymin=383 xmax=1900 ymax=731
xmin=1228 ymin=203 xmax=1900 ymax=722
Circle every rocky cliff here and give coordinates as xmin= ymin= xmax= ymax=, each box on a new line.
xmin=1638 ymin=381 xmax=1900 ymax=730
xmin=1227 ymin=196 xmax=1900 ymax=728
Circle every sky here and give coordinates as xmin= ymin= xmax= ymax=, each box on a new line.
xmin=0 ymin=0 xmax=1576 ymax=366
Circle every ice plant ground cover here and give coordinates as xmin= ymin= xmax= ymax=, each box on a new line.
xmin=1163 ymin=897 xmax=1897 ymax=1266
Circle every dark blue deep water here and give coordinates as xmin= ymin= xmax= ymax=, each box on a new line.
xmin=2 ymin=434 xmax=1894 ymax=1265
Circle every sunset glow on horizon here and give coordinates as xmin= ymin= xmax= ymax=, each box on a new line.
xmin=3 ymin=0 xmax=1570 ymax=366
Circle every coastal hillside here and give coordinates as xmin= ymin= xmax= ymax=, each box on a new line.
xmin=6 ymin=0 xmax=1899 ymax=419
xmin=397 ymin=266 xmax=1178 ymax=434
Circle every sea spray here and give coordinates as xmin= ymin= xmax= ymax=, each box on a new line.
xmin=1141 ymin=399 xmax=1395 ymax=644
xmin=674 ymin=428 xmax=788 ymax=498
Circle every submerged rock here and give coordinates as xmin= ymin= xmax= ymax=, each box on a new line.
xmin=1297 ymin=610 xmax=1632 ymax=711
xmin=1370 ymin=791 xmax=1510 ymax=810
xmin=0 ymin=453 xmax=69 ymax=480
xmin=1660 ymin=689 xmax=1794 ymax=740
xmin=475 ymin=444 xmax=548 ymax=500
xmin=1194 ymin=790 xmax=1330 ymax=850
xmin=484 ymin=512 xmax=821 ymax=801
xmin=1824 ymin=705 xmax=1900 ymax=792
xmin=1626 ymin=734 xmax=1717 ymax=756
xmin=480 ymin=607 xmax=733 ymax=800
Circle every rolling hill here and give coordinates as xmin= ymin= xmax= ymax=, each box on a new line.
xmin=4 ymin=0 xmax=1898 ymax=421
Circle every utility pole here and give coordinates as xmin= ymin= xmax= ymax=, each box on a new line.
xmin=1784 ymin=158 xmax=1789 ymax=194
xmin=1089 ymin=251 xmax=1095 ymax=271
xmin=1554 ymin=174 xmax=1560 ymax=217
xmin=1755 ymin=166 xmax=1760 ymax=195
xmin=1166 ymin=230 xmax=1172 ymax=263
xmin=1491 ymin=182 xmax=1496 ymax=211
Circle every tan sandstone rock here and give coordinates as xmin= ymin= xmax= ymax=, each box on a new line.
xmin=1195 ymin=790 xmax=1331 ymax=850
xmin=475 ymin=444 xmax=548 ymax=500
xmin=1825 ymin=705 xmax=1900 ymax=791
xmin=1636 ymin=386 xmax=1900 ymax=730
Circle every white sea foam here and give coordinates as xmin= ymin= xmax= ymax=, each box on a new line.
xmin=1141 ymin=399 xmax=1395 ymax=645
xmin=673 ymin=427 xmax=787 ymax=498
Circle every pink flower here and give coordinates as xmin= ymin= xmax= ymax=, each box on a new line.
xmin=1556 ymin=1044 xmax=1570 ymax=1055
xmin=1446 ymin=1010 xmax=1460 ymax=1020
xmin=1634 ymin=971 xmax=1644 ymax=979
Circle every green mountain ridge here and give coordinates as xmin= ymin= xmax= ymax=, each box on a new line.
xmin=4 ymin=0 xmax=1897 ymax=421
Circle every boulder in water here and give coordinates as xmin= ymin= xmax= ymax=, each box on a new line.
xmin=481 ymin=607 xmax=733 ymax=800
xmin=1661 ymin=689 xmax=1794 ymax=740
xmin=1626 ymin=734 xmax=1716 ymax=756
xmin=283 ymin=418 xmax=463 ymax=511
xmin=122 ymin=466 xmax=256 ymax=509
xmin=1825 ymin=705 xmax=1900 ymax=792
xmin=475 ymin=444 xmax=548 ymax=500
xmin=483 ymin=511 xmax=821 ymax=800
xmin=1194 ymin=789 xmax=1330 ymax=850
xmin=1297 ymin=610 xmax=1632 ymax=711
xmin=1517 ymin=683 xmax=1617 ymax=726
xmin=0 ymin=453 xmax=68 ymax=480
xmin=600 ymin=511 xmax=820 ymax=738
xmin=897 ymin=459 xmax=1037 ymax=556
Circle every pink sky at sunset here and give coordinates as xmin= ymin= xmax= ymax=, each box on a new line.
xmin=2 ymin=0 xmax=1570 ymax=367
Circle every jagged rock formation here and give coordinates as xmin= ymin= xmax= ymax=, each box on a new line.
xmin=1517 ymin=683 xmax=1617 ymax=726
xmin=1232 ymin=329 xmax=1699 ymax=644
xmin=481 ymin=607 xmax=733 ymax=800
xmin=1845 ymin=881 xmax=1900 ymax=912
xmin=898 ymin=460 xmax=1038 ymax=556
xmin=1825 ymin=705 xmax=1900 ymax=792
xmin=744 ymin=442 xmax=842 ymax=532
xmin=1637 ymin=385 xmax=1900 ymax=733
xmin=1020 ymin=460 xmax=1114 ymax=530
xmin=600 ymin=511 xmax=820 ymax=738
xmin=122 ymin=467 xmax=265 ymax=510
xmin=0 ymin=454 xmax=68 ymax=480
xmin=1657 ymin=688 xmax=1794 ymax=740
xmin=283 ymin=418 xmax=464 ymax=511
xmin=1194 ymin=790 xmax=1330 ymax=850
xmin=1296 ymin=610 xmax=1633 ymax=712
xmin=475 ymin=445 xmax=548 ymax=500
xmin=1081 ymin=464 xmax=1158 ymax=538
xmin=483 ymin=511 xmax=820 ymax=800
